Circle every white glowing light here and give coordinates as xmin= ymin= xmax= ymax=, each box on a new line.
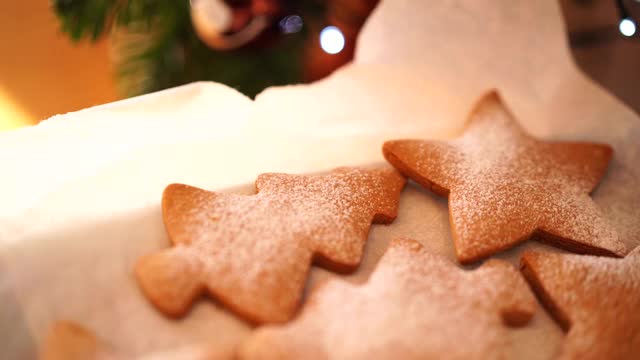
xmin=319 ymin=26 xmax=345 ymax=54
xmin=619 ymin=18 xmax=636 ymax=37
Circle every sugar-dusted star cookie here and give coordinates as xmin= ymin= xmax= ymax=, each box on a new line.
xmin=135 ymin=167 xmax=405 ymax=324
xmin=40 ymin=321 xmax=231 ymax=360
xmin=239 ymin=238 xmax=537 ymax=359
xmin=383 ymin=91 xmax=626 ymax=264
xmin=521 ymin=247 xmax=640 ymax=360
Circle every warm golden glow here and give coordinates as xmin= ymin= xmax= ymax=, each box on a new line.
xmin=0 ymin=0 xmax=118 ymax=132
xmin=0 ymin=87 xmax=32 ymax=131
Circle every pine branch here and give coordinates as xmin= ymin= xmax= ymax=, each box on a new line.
xmin=52 ymin=0 xmax=116 ymax=41
xmin=52 ymin=0 xmax=324 ymax=97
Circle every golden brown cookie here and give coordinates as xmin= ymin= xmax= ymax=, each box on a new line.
xmin=40 ymin=321 xmax=233 ymax=360
xmin=136 ymin=167 xmax=405 ymax=324
xmin=383 ymin=90 xmax=626 ymax=264
xmin=521 ymin=247 xmax=640 ymax=360
xmin=239 ymin=238 xmax=536 ymax=359
xmin=40 ymin=321 xmax=115 ymax=360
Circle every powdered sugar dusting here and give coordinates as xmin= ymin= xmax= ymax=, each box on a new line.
xmin=523 ymin=251 xmax=640 ymax=358
xmin=241 ymin=238 xmax=537 ymax=359
xmin=143 ymin=167 xmax=405 ymax=323
xmin=389 ymin=93 xmax=625 ymax=262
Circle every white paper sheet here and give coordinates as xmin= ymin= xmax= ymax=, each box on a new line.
xmin=1 ymin=1 xmax=638 ymax=358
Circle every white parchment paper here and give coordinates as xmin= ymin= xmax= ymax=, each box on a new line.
xmin=1 ymin=1 xmax=638 ymax=358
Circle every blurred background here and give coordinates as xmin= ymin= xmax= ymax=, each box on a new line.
xmin=0 ymin=0 xmax=638 ymax=132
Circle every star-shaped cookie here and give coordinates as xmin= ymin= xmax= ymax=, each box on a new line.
xmin=135 ymin=167 xmax=405 ymax=324
xmin=521 ymin=247 xmax=640 ymax=359
xmin=239 ymin=238 xmax=537 ymax=359
xmin=383 ymin=91 xmax=625 ymax=264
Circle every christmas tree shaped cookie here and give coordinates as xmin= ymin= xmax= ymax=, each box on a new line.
xmin=521 ymin=247 xmax=640 ymax=359
xmin=240 ymin=238 xmax=536 ymax=359
xmin=383 ymin=91 xmax=626 ymax=263
xmin=135 ymin=167 xmax=405 ymax=323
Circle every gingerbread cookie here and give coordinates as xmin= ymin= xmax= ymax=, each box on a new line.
xmin=40 ymin=321 xmax=233 ymax=360
xmin=40 ymin=321 xmax=115 ymax=360
xmin=521 ymin=247 xmax=640 ymax=359
xmin=383 ymin=91 xmax=626 ymax=264
xmin=239 ymin=238 xmax=536 ymax=359
xmin=136 ymin=167 xmax=405 ymax=324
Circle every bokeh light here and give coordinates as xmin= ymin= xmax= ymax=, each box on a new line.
xmin=319 ymin=26 xmax=345 ymax=54
xmin=279 ymin=15 xmax=303 ymax=34
xmin=619 ymin=18 xmax=636 ymax=37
